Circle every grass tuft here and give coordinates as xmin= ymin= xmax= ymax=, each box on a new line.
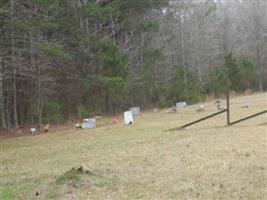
xmin=56 ymin=166 xmax=95 ymax=185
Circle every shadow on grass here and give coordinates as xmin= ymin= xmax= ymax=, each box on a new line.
xmin=167 ymin=122 xmax=266 ymax=132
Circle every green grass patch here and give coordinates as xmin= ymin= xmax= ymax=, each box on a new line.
xmin=56 ymin=166 xmax=95 ymax=185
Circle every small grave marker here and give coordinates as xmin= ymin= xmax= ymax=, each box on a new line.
xmin=124 ymin=111 xmax=133 ymax=125
xmin=130 ymin=107 xmax=141 ymax=116
xmin=82 ymin=118 xmax=96 ymax=129
xmin=30 ymin=128 xmax=37 ymax=135
xmin=176 ymin=102 xmax=187 ymax=108
xmin=43 ymin=124 xmax=50 ymax=132
xmin=196 ymin=105 xmax=205 ymax=112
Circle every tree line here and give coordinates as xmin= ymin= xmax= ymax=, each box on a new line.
xmin=0 ymin=0 xmax=266 ymax=130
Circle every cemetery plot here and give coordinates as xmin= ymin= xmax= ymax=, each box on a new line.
xmin=0 ymin=93 xmax=266 ymax=200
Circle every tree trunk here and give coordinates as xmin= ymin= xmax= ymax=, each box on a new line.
xmin=256 ymin=46 xmax=263 ymax=91
xmin=6 ymin=96 xmax=11 ymax=128
xmin=254 ymin=2 xmax=263 ymax=92
xmin=0 ymin=57 xmax=7 ymax=129
xmin=37 ymin=65 xmax=43 ymax=127
xmin=195 ymin=20 xmax=201 ymax=83
xmin=11 ymin=0 xmax=18 ymax=128
xmin=180 ymin=10 xmax=187 ymax=84
xmin=12 ymin=65 xmax=18 ymax=128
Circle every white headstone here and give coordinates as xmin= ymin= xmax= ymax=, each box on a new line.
xmin=124 ymin=111 xmax=133 ymax=125
xmin=176 ymin=102 xmax=187 ymax=108
xmin=130 ymin=107 xmax=141 ymax=116
xmin=82 ymin=118 xmax=96 ymax=129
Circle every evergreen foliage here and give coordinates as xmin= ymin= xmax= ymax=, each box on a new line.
xmin=0 ymin=0 xmax=265 ymax=129
xmin=43 ymin=101 xmax=63 ymax=124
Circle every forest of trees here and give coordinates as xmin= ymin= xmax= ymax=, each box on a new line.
xmin=0 ymin=0 xmax=267 ymax=129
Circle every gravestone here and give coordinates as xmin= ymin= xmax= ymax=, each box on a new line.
xmin=130 ymin=107 xmax=141 ymax=116
xmin=30 ymin=128 xmax=37 ymax=135
xmin=176 ymin=102 xmax=187 ymax=108
xmin=215 ymin=99 xmax=223 ymax=110
xmin=82 ymin=118 xmax=96 ymax=129
xmin=196 ymin=105 xmax=205 ymax=112
xmin=124 ymin=111 xmax=133 ymax=125
xmin=43 ymin=124 xmax=50 ymax=132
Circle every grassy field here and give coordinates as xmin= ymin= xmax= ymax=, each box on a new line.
xmin=1 ymin=93 xmax=266 ymax=200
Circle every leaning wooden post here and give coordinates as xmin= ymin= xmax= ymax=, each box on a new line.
xmin=226 ymin=92 xmax=230 ymax=125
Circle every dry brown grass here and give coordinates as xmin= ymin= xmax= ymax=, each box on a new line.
xmin=1 ymin=93 xmax=266 ymax=200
